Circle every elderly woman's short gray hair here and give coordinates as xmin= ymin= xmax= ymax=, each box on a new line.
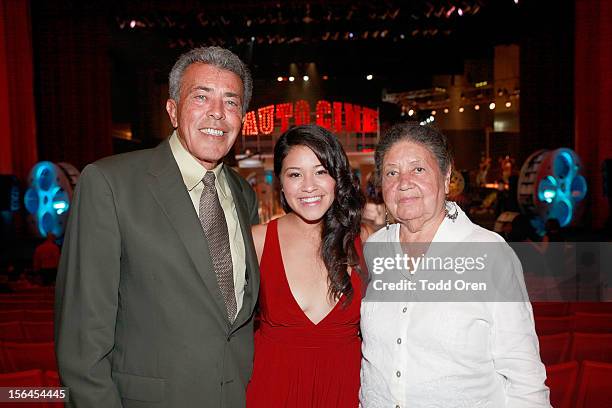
xmin=168 ymin=46 xmax=253 ymax=114
xmin=374 ymin=122 xmax=453 ymax=185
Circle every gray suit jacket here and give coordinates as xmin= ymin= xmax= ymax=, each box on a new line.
xmin=55 ymin=139 xmax=260 ymax=408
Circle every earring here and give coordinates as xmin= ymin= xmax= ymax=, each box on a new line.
xmin=445 ymin=201 xmax=459 ymax=222
xmin=385 ymin=209 xmax=390 ymax=230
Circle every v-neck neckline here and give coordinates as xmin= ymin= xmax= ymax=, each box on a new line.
xmin=273 ymin=219 xmax=342 ymax=327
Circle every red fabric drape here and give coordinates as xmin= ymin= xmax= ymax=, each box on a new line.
xmin=0 ymin=0 xmax=38 ymax=180
xmin=32 ymin=1 xmax=112 ymax=170
xmin=0 ymin=1 xmax=13 ymax=174
xmin=575 ymin=0 xmax=612 ymax=229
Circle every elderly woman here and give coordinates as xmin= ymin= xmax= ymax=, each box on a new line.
xmin=360 ymin=123 xmax=550 ymax=407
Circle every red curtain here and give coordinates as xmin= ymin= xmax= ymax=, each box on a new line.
xmin=0 ymin=0 xmax=38 ymax=180
xmin=575 ymin=0 xmax=612 ymax=229
xmin=31 ymin=1 xmax=112 ymax=171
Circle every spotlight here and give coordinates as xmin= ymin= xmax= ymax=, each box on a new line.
xmin=431 ymin=110 xmax=436 ymax=116
xmin=505 ymin=101 xmax=512 ymax=108
xmin=130 ymin=20 xmax=136 ymax=28
xmin=303 ymin=75 xmax=309 ymax=81
xmin=408 ymin=109 xmax=415 ymax=116
xmin=459 ymin=107 xmax=465 ymax=113
xmin=443 ymin=108 xmax=449 ymax=114
xmin=288 ymin=76 xmax=295 ymax=82
xmin=322 ymin=75 xmax=329 ymax=80
xmin=277 ymin=76 xmax=283 ymax=82
xmin=474 ymin=104 xmax=480 ymax=111
xmin=458 ymin=8 xmax=463 ymax=16
xmin=251 ymin=36 xmax=256 ymax=41
xmin=489 ymin=102 xmax=496 ymax=110
xmin=366 ymin=74 xmax=373 ymax=81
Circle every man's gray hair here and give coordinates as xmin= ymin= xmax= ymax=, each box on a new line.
xmin=168 ymin=46 xmax=253 ymax=114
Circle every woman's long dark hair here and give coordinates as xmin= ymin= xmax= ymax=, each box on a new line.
xmin=274 ymin=125 xmax=365 ymax=304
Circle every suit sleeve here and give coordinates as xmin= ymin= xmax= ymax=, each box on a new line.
xmin=55 ymin=164 xmax=123 ymax=408
xmin=246 ymin=184 xmax=259 ymax=226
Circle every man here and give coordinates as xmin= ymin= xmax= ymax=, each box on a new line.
xmin=55 ymin=47 xmax=260 ymax=407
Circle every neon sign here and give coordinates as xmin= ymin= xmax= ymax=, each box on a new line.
xmin=242 ymin=100 xmax=378 ymax=135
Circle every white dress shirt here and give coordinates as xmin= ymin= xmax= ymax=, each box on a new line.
xmin=169 ymin=132 xmax=246 ymax=319
xmin=360 ymin=204 xmax=550 ymax=408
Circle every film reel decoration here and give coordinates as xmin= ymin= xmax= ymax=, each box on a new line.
xmin=24 ymin=161 xmax=80 ymax=237
xmin=517 ymin=148 xmax=587 ymax=227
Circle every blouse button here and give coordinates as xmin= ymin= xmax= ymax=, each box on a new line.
xmin=402 ymin=307 xmax=407 ymax=313
xmin=397 ymin=338 xmax=402 ymax=344
xmin=396 ymin=370 xmax=401 ymax=378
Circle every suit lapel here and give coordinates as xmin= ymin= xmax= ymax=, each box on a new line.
xmin=146 ymin=141 xmax=229 ymax=326
xmin=224 ymin=168 xmax=260 ymax=330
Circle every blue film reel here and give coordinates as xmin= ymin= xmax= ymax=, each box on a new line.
xmin=24 ymin=161 xmax=71 ymax=237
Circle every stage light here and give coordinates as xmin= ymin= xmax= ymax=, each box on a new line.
xmin=303 ymin=75 xmax=309 ymax=81
xmin=489 ymin=102 xmax=496 ymax=110
xmin=322 ymin=75 xmax=329 ymax=80
xmin=431 ymin=110 xmax=436 ymax=116
xmin=408 ymin=109 xmax=415 ymax=116
xmin=538 ymin=176 xmax=558 ymax=204
xmin=474 ymin=104 xmax=480 ymax=111
xmin=459 ymin=107 xmax=464 ymax=113
xmin=443 ymin=108 xmax=449 ymax=114
xmin=458 ymin=8 xmax=463 ymax=16
xmin=349 ymin=32 xmax=354 ymax=39
xmin=366 ymin=74 xmax=373 ymax=81
xmin=288 ymin=76 xmax=295 ymax=82
xmin=277 ymin=76 xmax=283 ymax=82
xmin=130 ymin=20 xmax=136 ymax=28
xmin=251 ymin=36 xmax=255 ymax=41
xmin=505 ymin=101 xmax=512 ymax=108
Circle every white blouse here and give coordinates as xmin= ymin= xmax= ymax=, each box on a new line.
xmin=359 ymin=205 xmax=551 ymax=408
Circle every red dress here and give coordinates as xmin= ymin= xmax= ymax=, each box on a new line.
xmin=246 ymin=219 xmax=363 ymax=408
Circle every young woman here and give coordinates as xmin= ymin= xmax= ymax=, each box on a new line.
xmin=246 ymin=125 xmax=365 ymax=407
